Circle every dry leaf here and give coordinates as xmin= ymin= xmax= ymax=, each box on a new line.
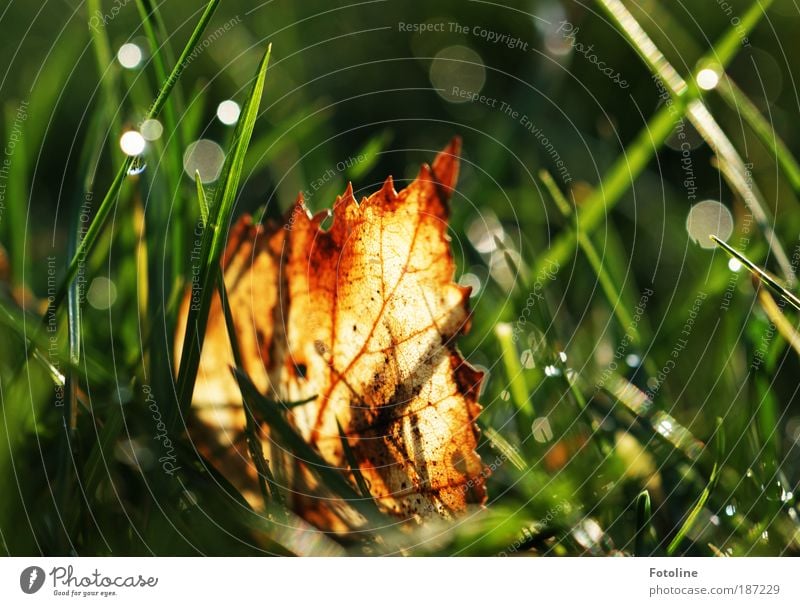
xmin=175 ymin=138 xmax=486 ymax=528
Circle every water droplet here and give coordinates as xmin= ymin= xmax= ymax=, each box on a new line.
xmin=696 ymin=67 xmax=720 ymax=90
xmin=655 ymin=417 xmax=674 ymax=438
xmin=725 ymin=503 xmax=736 ymax=516
xmin=500 ymin=389 xmax=510 ymax=401
xmin=120 ymin=130 xmax=146 ymax=156
xmin=527 ymin=329 xmax=548 ymax=357
xmin=686 ymin=200 xmax=734 ymax=249
xmin=179 ymin=490 xmax=198 ymax=510
xmin=786 ymin=417 xmax=800 ymax=443
xmin=467 ymin=212 xmax=504 ymax=253
xmin=531 ymin=417 xmax=554 ymax=443
xmin=183 ymin=139 xmax=225 ymax=183
xmin=558 ymin=351 xmax=567 ymax=363
xmin=87 ymin=277 xmax=117 ymax=310
xmin=458 ymin=272 xmax=481 ymax=297
xmin=520 ymin=349 xmax=535 ymax=369
xmin=761 ymin=530 xmax=769 ymax=541
xmin=488 ymin=248 xmax=518 ymax=292
xmin=430 ymin=45 xmax=486 ymax=103
xmin=140 ymin=118 xmax=163 ymax=141
xmin=114 ymin=438 xmax=154 ymax=470
xmin=625 ymin=353 xmax=641 ymax=367
xmin=127 ymin=157 xmax=146 ymax=176
xmin=544 ymin=364 xmax=560 ymax=377
xmin=216 ymin=99 xmax=241 ymax=125
xmin=117 ymin=43 xmax=143 ymax=69
xmin=727 ymin=258 xmax=742 ymax=272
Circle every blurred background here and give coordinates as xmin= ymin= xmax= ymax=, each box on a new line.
xmin=1 ymin=0 xmax=799 ymax=555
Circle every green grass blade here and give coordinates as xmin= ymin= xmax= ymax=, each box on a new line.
xmin=194 ymin=171 xmax=210 ymax=227
xmin=174 ymin=43 xmax=272 ymax=420
xmin=717 ymin=76 xmax=800 ymax=195
xmin=634 ymin=489 xmax=653 ymax=556
xmin=39 ymin=0 xmax=221 ymax=329
xmin=711 ymin=236 xmax=800 ymax=311
xmin=217 ymin=270 xmax=282 ymax=510
xmin=539 ymin=169 xmax=638 ymax=343
xmin=336 ymin=418 xmax=373 ymax=499
xmin=599 ymin=0 xmax=792 ymax=284
xmin=233 ymin=368 xmax=381 ymax=523
xmin=347 ymin=130 xmax=392 ymax=181
xmin=85 ymin=0 xmax=122 ymax=145
xmin=533 ymin=0 xmax=770 ymax=279
xmin=667 ymin=418 xmax=724 ymax=555
xmin=494 ymin=322 xmax=534 ymax=422
xmin=135 ymin=0 xmax=184 ymax=147
xmin=3 ymin=103 xmax=29 ymax=286
xmin=482 ymin=425 xmax=526 ymax=471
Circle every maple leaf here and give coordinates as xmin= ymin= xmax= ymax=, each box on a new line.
xmin=175 ymin=138 xmax=486 ymax=528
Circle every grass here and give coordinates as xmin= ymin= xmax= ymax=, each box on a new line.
xmin=1 ymin=0 xmax=799 ymax=556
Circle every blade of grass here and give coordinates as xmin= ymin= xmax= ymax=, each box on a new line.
xmin=217 ymin=264 xmax=282 ymax=510
xmin=85 ymin=0 xmax=122 ymax=149
xmin=135 ymin=0 xmax=189 ymax=285
xmin=336 ymin=418 xmax=373 ymax=499
xmin=756 ymin=286 xmax=800 ymax=355
xmin=174 ymin=43 xmax=272 ymax=422
xmin=667 ymin=418 xmax=724 ymax=555
xmin=233 ymin=368 xmax=382 ymax=523
xmin=605 ymin=374 xmax=706 ymax=461
xmin=38 ymin=0 xmax=221 ymax=332
xmin=194 ymin=171 xmax=210 ymax=227
xmin=533 ymin=0 xmax=771 ymax=280
xmin=634 ymin=489 xmax=653 ymax=556
xmin=539 ymin=169 xmax=639 ymax=343
xmin=717 ymin=75 xmax=800 ymax=195
xmin=712 ymin=235 xmax=800 ymax=311
xmin=482 ymin=424 xmax=526 ymax=471
xmin=598 ymin=0 xmax=793 ymax=285
xmin=347 ymin=130 xmax=392 ymax=181
xmin=494 ymin=322 xmax=535 ymax=425
xmin=3 ymin=103 xmax=29 ymax=287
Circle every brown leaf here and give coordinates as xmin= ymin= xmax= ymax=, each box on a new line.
xmin=175 ymin=138 xmax=486 ymax=527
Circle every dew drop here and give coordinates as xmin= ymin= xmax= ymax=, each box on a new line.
xmin=120 ymin=130 xmax=145 ymax=156
xmin=183 ymin=139 xmax=225 ymax=183
xmin=216 ymin=99 xmax=241 ymax=125
xmin=544 ymin=364 xmax=560 ymax=377
xmin=87 ymin=277 xmax=117 ymax=310
xmin=127 ymin=157 xmax=146 ymax=176
xmin=531 ymin=417 xmax=554 ymax=443
xmin=520 ymin=349 xmax=535 ymax=369
xmin=696 ymin=67 xmax=720 ymax=90
xmin=655 ymin=417 xmax=674 ymax=438
xmin=458 ymin=272 xmax=482 ymax=297
xmin=727 ymin=258 xmax=742 ymax=272
xmin=117 ymin=43 xmax=142 ymax=69
xmin=140 ymin=118 xmax=163 ymax=141
xmin=686 ymin=200 xmax=734 ymax=249
xmin=430 ymin=45 xmax=486 ymax=103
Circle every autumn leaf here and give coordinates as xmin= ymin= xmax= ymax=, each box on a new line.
xmin=175 ymin=138 xmax=486 ymax=528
